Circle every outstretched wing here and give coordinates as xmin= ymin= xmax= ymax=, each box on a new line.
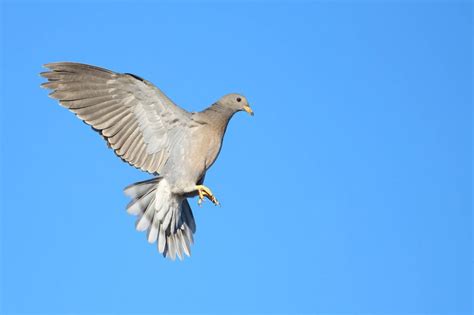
xmin=41 ymin=62 xmax=193 ymax=174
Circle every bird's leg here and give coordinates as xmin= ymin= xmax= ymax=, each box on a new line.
xmin=197 ymin=188 xmax=205 ymax=206
xmin=196 ymin=185 xmax=220 ymax=206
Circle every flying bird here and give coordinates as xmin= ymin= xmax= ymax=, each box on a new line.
xmin=40 ymin=62 xmax=254 ymax=260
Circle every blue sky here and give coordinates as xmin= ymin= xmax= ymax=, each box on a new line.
xmin=0 ymin=1 xmax=471 ymax=314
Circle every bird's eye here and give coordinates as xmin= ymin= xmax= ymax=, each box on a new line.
xmin=236 ymin=97 xmax=242 ymax=102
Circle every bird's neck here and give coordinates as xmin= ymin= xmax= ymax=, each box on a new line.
xmin=201 ymin=102 xmax=236 ymax=134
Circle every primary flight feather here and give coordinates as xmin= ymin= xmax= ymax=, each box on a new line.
xmin=41 ymin=62 xmax=254 ymax=260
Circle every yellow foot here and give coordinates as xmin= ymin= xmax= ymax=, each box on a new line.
xmin=196 ymin=185 xmax=220 ymax=206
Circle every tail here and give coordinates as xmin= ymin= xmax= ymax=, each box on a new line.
xmin=124 ymin=177 xmax=196 ymax=260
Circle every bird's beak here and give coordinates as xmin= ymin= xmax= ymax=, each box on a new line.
xmin=243 ymin=105 xmax=254 ymax=116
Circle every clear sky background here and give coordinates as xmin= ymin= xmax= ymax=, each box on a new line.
xmin=0 ymin=1 xmax=471 ymax=314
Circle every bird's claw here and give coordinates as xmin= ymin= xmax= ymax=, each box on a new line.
xmin=196 ymin=185 xmax=220 ymax=206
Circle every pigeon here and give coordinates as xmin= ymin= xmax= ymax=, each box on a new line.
xmin=40 ymin=62 xmax=254 ymax=260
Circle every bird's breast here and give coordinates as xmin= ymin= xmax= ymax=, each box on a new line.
xmin=185 ymin=125 xmax=223 ymax=170
xmin=200 ymin=126 xmax=224 ymax=170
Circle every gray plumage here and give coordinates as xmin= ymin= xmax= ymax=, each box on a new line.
xmin=40 ymin=62 xmax=253 ymax=260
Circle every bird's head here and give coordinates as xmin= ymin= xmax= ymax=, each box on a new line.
xmin=218 ymin=93 xmax=254 ymax=116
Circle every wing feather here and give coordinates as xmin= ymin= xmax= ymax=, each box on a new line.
xmin=108 ymin=118 xmax=137 ymax=145
xmin=128 ymin=138 xmax=143 ymax=164
xmin=74 ymin=100 xmax=120 ymax=116
xmin=115 ymin=126 xmax=139 ymax=155
xmin=135 ymin=145 xmax=148 ymax=168
xmin=102 ymin=113 xmax=133 ymax=138
xmin=41 ymin=62 xmax=194 ymax=174
xmin=60 ymin=95 xmax=118 ymax=109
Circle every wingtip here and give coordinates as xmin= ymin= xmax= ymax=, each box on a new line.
xmin=42 ymin=62 xmax=57 ymax=69
xmin=39 ymin=81 xmax=51 ymax=89
xmin=42 ymin=61 xmax=76 ymax=71
xmin=39 ymin=71 xmax=50 ymax=79
xmin=47 ymin=90 xmax=60 ymax=99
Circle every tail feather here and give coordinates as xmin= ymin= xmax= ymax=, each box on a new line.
xmin=182 ymin=199 xmax=196 ymax=233
xmin=178 ymin=229 xmax=191 ymax=256
xmin=167 ymin=234 xmax=176 ymax=260
xmin=147 ymin=212 xmax=160 ymax=243
xmin=124 ymin=177 xmax=196 ymax=260
xmin=124 ymin=177 xmax=161 ymax=198
xmin=126 ymin=190 xmax=154 ymax=215
xmin=136 ymin=200 xmax=155 ymax=232
xmin=172 ymin=233 xmax=183 ymax=260
xmin=158 ymin=224 xmax=166 ymax=253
